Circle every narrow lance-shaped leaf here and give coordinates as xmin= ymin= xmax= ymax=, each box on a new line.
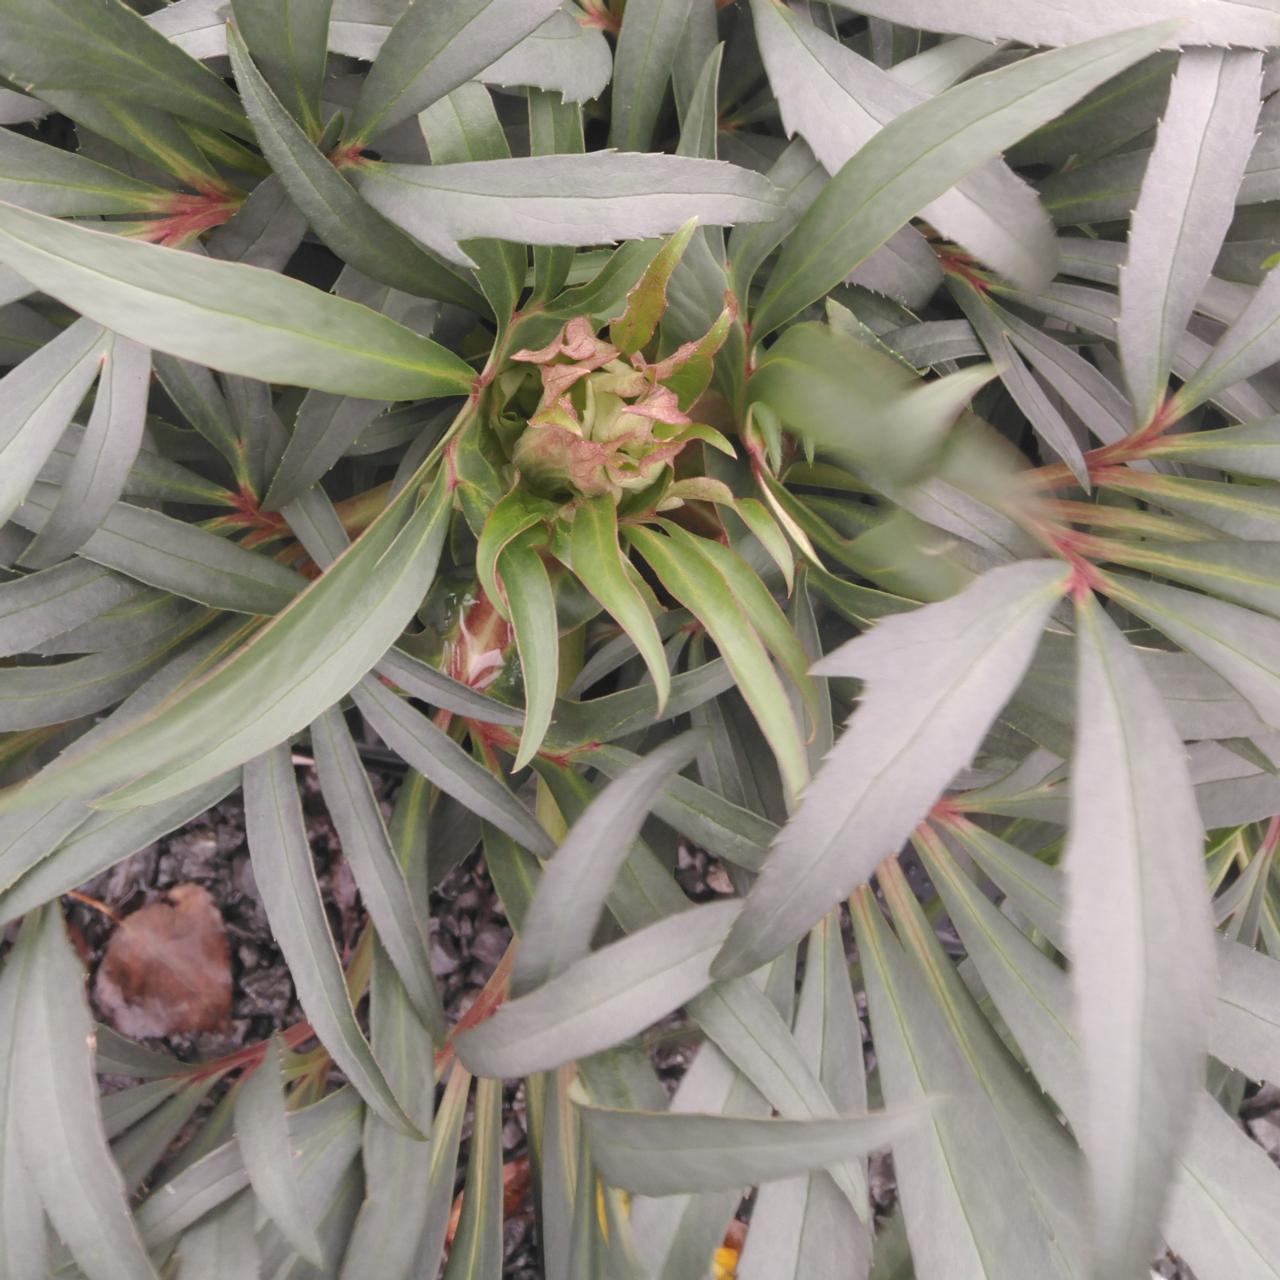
xmin=484 ymin=9 xmax=611 ymax=105
xmin=11 ymin=906 xmax=160 ymax=1280
xmin=0 ymin=202 xmax=476 ymax=400
xmin=310 ymin=705 xmax=445 ymax=1039
xmin=0 ymin=128 xmax=169 ymax=216
xmin=751 ymin=22 xmax=1178 ymax=336
xmin=850 ymin=887 xmax=1066 ymax=1280
xmin=0 ymin=0 xmax=247 ymax=136
xmin=583 ymin=1105 xmax=921 ymax=1196
xmin=0 ymin=467 xmax=451 ymax=816
xmin=229 ymin=0 xmax=331 ymax=135
xmin=12 ymin=484 xmax=302 ymax=616
xmin=861 ymin=0 xmax=1280 ymax=44
xmin=0 ymin=923 xmax=46 ymax=1279
xmin=950 ymin=277 xmax=1089 ymax=484
xmin=441 ymin=1076 xmax=504 ymax=1280
xmin=609 ymin=0 xmax=696 ymax=152
xmin=1173 ymin=264 xmax=1280 ymax=416
xmin=225 ymin=27 xmax=482 ymax=313
xmin=512 ymin=731 xmax=704 ymax=997
xmin=454 ymin=900 xmax=742 ymax=1077
xmin=353 ymin=153 xmax=778 ymax=269
xmin=418 ymin=81 xmax=527 ymax=326
xmin=1104 ymin=573 xmax=1280 ymax=729
xmin=567 ymin=495 xmax=670 ymax=712
xmin=499 ymin=532 xmax=559 ymax=770
xmin=610 ymin=218 xmax=698 ymax=356
xmin=243 ymin=746 xmax=421 ymax=1137
xmin=19 ymin=335 xmax=151 ymax=570
xmin=750 ymin=0 xmax=1056 ymax=292
xmin=354 ymin=674 xmax=554 ymax=857
xmin=234 ymin=1033 xmax=323 ymax=1266
xmin=1066 ymin=593 xmax=1217 ymax=1277
xmin=1119 ymin=48 xmax=1263 ymax=426
xmin=626 ymin=523 xmax=810 ymax=802
xmin=347 ymin=0 xmax=562 ymax=142
xmin=0 ymin=317 xmax=105 ymax=528
xmin=713 ymin=560 xmax=1068 ymax=980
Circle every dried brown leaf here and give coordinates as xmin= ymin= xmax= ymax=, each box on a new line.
xmin=93 ymin=883 xmax=232 ymax=1039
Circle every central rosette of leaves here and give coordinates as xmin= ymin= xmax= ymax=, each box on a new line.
xmin=509 ymin=316 xmax=719 ymax=503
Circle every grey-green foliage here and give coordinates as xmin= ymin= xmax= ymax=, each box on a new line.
xmin=1 ymin=3 xmax=1280 ymax=1278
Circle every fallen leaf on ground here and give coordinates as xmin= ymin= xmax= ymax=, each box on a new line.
xmin=93 ymin=882 xmax=232 ymax=1039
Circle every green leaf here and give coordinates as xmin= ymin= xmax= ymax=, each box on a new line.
xmin=1146 ymin=419 xmax=1280 ymax=481
xmin=1173 ymin=265 xmax=1280 ymax=416
xmin=567 ymin=495 xmax=670 ymax=713
xmin=374 ymin=645 xmax=523 ymax=726
xmin=311 ymin=705 xmax=445 ymax=1039
xmin=352 ymin=674 xmax=554 ymax=857
xmin=1118 ymin=48 xmax=1263 ymax=426
xmin=657 ymin=521 xmax=818 ymax=728
xmin=229 ymin=0 xmax=330 ymax=135
xmin=0 ymin=0 xmax=247 ymax=137
xmin=0 ymin=316 xmax=106 ymax=527
xmin=348 ymin=0 xmax=562 ymax=141
xmin=749 ymin=321 xmax=995 ymax=486
xmin=1101 ymin=539 xmax=1280 ymax=620
xmin=737 ymin=913 xmax=873 ymax=1278
xmin=1209 ymin=939 xmax=1280 ymax=1089
xmin=512 ymin=731 xmax=703 ymax=997
xmin=442 ymin=1076 xmax=504 ymax=1278
xmin=242 ymin=745 xmax=421 ymax=1136
xmin=0 ymin=128 xmax=169 ymax=215
xmin=339 ymin=949 xmax=460 ymax=1280
xmin=608 ymin=0 xmax=695 ymax=150
xmin=0 ymin=467 xmax=451 ymax=814
xmin=134 ymin=1089 xmax=360 ymax=1250
xmin=0 ymin=607 xmax=202 ymax=731
xmin=476 ymin=487 xmax=559 ymax=621
xmin=850 ymin=887 xmax=1066 ymax=1280
xmin=419 ymin=82 xmax=528 ymax=326
xmin=825 ymin=0 xmax=1277 ymax=47
xmin=226 ymin=27 xmax=482 ymax=313
xmin=235 ymin=1033 xmax=324 ymax=1265
xmin=751 ymin=21 xmax=1177 ymax=336
xmin=714 ymin=560 xmax=1067 ymax=980
xmin=0 ymin=561 xmax=137 ymax=658
xmin=950 ymin=278 xmax=1088 ymax=483
xmin=454 ymin=900 xmax=742 ymax=1077
xmin=0 ymin=201 xmax=476 ymax=399
xmin=583 ymin=1104 xmax=920 ymax=1195
xmin=626 ymin=522 xmax=810 ymax=801
xmin=175 ymin=1192 xmax=260 ymax=1280
xmin=1169 ymin=1093 xmax=1280 ymax=1280
xmin=584 ymin=743 xmax=774 ymax=872
xmin=485 ymin=9 xmax=611 ymax=104
xmin=1105 ymin=574 xmax=1280 ymax=728
xmin=1067 ymin=594 xmax=1216 ymax=1276
xmin=354 ymin=153 xmax=778 ymax=268
xmin=0 ymin=773 xmax=238 ymax=926
xmin=0 ymin=921 xmax=46 ymax=1280
xmin=9 ymin=906 xmax=160 ymax=1280
xmin=19 ymin=335 xmax=151 ymax=570
xmin=610 ymin=218 xmax=698 ymax=356
xmin=528 ymin=87 xmax=585 ymax=301
xmin=14 ymin=484 xmax=303 ymax=614
xmin=750 ymin=0 xmax=1056 ymax=292
xmin=500 ymin=532 xmax=559 ymax=770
